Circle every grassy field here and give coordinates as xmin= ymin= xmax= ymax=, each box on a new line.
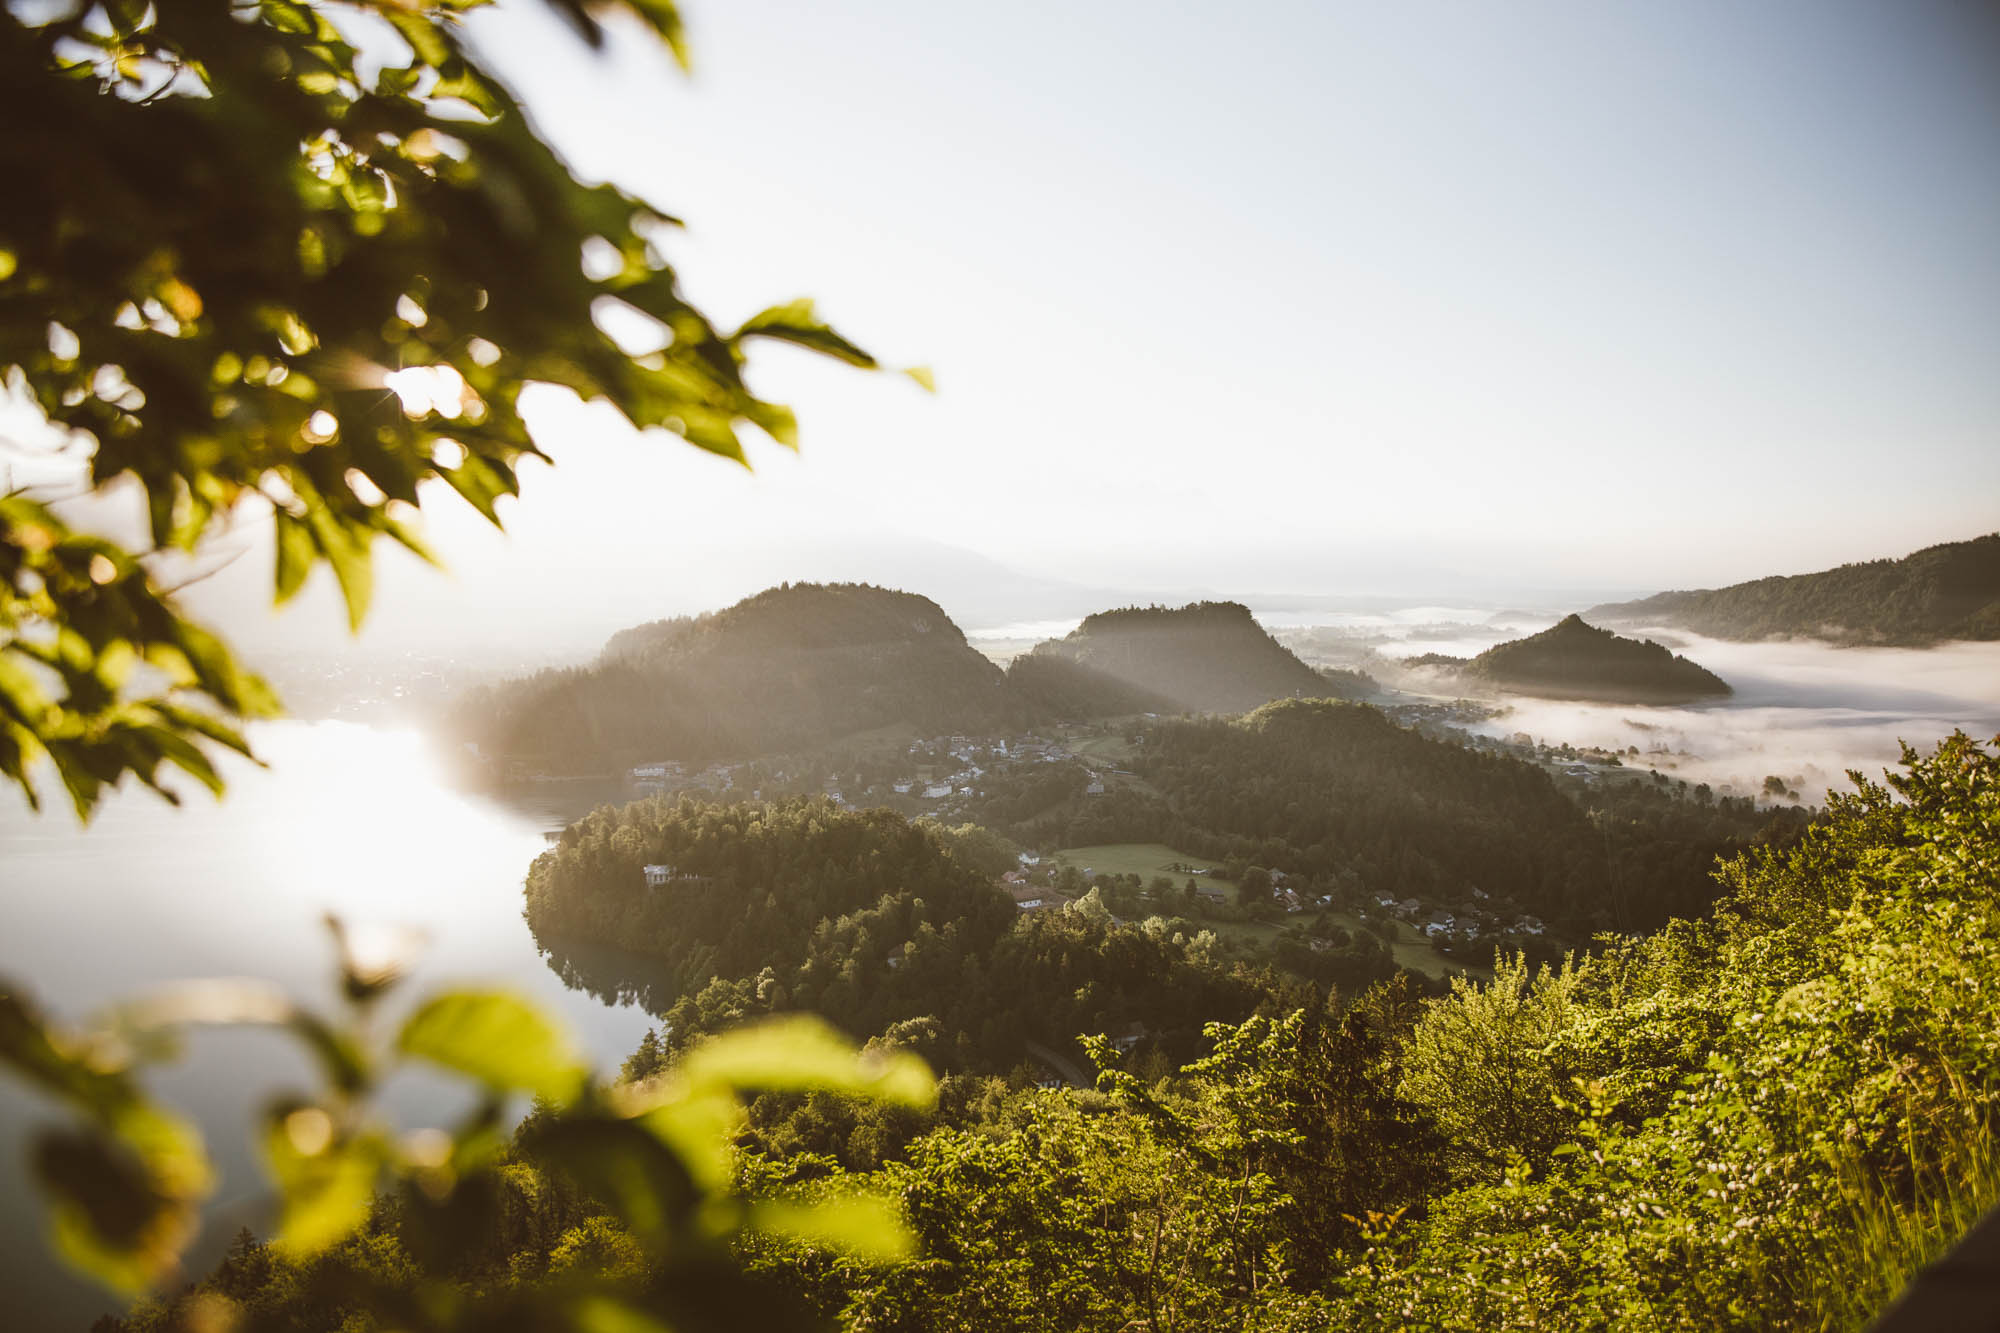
xmin=1065 ymin=732 xmax=1140 ymax=765
xmin=1050 ymin=842 xmax=1462 ymax=979
xmin=1052 ymin=843 xmax=1238 ymax=892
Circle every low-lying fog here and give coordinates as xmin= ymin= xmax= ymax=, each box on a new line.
xmin=1260 ymin=606 xmax=2000 ymax=804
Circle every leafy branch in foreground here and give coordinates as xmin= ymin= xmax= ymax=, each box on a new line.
xmin=0 ymin=918 xmax=934 ymax=1330
xmin=1 ymin=0 xmax=916 ymax=817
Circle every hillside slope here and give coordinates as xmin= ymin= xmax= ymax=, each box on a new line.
xmin=1588 ymin=533 xmax=2000 ymax=645
xmin=1466 ymin=615 xmax=1730 ymax=703
xmin=455 ymin=583 xmax=1031 ymax=769
xmin=1004 ymin=652 xmax=1182 ymax=719
xmin=1025 ymin=602 xmax=1353 ymax=714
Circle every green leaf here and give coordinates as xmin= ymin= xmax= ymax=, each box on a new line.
xmin=34 ymin=1128 xmax=196 ymax=1295
xmin=0 ymin=653 xmax=53 ymax=729
xmin=0 ymin=987 xmax=134 ymax=1119
xmin=521 ymin=1114 xmax=698 ymax=1247
xmin=677 ymin=1015 xmax=935 ymax=1109
xmin=303 ymin=503 xmax=373 ymax=632
xmin=633 ymin=1086 xmax=740 ymax=1193
xmin=383 ymin=8 xmax=452 ymax=68
xmin=438 ymin=455 xmax=516 ymax=527
xmin=273 ymin=509 xmax=315 ymax=605
xmin=138 ymin=725 xmax=225 ymax=799
xmin=622 ymin=0 xmax=691 ymax=71
xmin=262 ymin=1110 xmax=383 ymax=1256
xmin=397 ymin=990 xmax=586 ymax=1102
xmin=569 ymin=1295 xmax=677 ymax=1333
xmin=734 ymin=299 xmax=878 ymax=368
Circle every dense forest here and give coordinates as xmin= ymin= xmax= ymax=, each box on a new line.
xmin=107 ymin=735 xmax=2000 ymax=1331
xmin=974 ymin=699 xmax=1802 ymax=940
xmin=1460 ymin=614 xmax=1731 ymax=703
xmin=522 ymin=799 xmax=1311 ymax=1075
xmin=1589 ymin=532 xmax=2000 ymax=645
xmin=1023 ymin=602 xmax=1359 ymax=714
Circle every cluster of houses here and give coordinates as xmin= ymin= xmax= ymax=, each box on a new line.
xmin=630 ymin=759 xmax=746 ymax=795
xmin=1373 ymin=891 xmax=1546 ymax=941
xmin=887 ymin=733 xmax=1083 ymax=808
xmin=622 ymin=730 xmax=1107 ymax=820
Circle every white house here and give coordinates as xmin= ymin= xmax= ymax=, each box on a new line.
xmin=642 ymin=864 xmax=676 ymax=888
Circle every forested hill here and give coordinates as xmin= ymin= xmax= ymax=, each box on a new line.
xmin=1024 ymin=601 xmax=1352 ymax=713
xmin=1465 ymin=615 xmax=1731 ymax=703
xmin=524 ymin=797 xmax=1280 ymax=1073
xmin=1002 ymin=651 xmax=1181 ymax=719
xmin=1587 ymin=532 xmax=2000 ymax=645
xmin=450 ymin=584 xmax=1032 ymax=770
xmin=1044 ymin=698 xmax=1791 ymax=936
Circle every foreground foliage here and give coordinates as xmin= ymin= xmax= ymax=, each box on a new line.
xmin=81 ymin=733 xmax=2000 ymax=1330
xmin=2 ymin=0 xmax=895 ymax=817
xmin=2 ymin=923 xmax=933 ymax=1331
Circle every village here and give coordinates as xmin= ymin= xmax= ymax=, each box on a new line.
xmin=603 ymin=714 xmax=1564 ymax=986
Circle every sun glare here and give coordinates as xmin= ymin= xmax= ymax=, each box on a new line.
xmin=383 ymin=364 xmax=478 ymax=420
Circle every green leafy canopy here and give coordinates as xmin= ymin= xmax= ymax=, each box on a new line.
xmin=0 ymin=0 xmax=924 ymax=818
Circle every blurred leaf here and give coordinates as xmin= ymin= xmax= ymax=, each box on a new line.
xmin=677 ymin=1014 xmax=935 ymax=1109
xmin=523 ymin=1113 xmax=698 ymax=1247
xmin=273 ymin=510 xmax=315 ymax=605
xmin=397 ymin=989 xmax=587 ymax=1102
xmin=0 ymin=987 xmax=128 ymax=1116
xmin=568 ymin=1294 xmax=676 ymax=1333
xmin=382 ymin=8 xmax=452 ymax=68
xmin=748 ymin=1193 xmax=914 ymax=1262
xmin=262 ymin=1111 xmax=384 ymax=1256
xmin=735 ymin=299 xmax=878 ymax=368
xmin=620 ymin=0 xmax=691 ymax=70
xmin=631 ymin=1085 xmax=740 ymax=1194
xmin=34 ymin=1127 xmax=196 ymax=1295
xmin=303 ymin=502 xmax=373 ymax=632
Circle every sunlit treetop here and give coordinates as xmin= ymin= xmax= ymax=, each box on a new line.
xmin=0 ymin=0 xmax=911 ymax=816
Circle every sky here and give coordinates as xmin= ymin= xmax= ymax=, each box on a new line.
xmin=30 ymin=0 xmax=2000 ymax=656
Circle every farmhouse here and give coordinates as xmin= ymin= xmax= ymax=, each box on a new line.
xmin=1009 ymin=884 xmax=1066 ymax=913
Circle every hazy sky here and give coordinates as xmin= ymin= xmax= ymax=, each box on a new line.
xmin=70 ymin=1 xmax=2000 ymax=653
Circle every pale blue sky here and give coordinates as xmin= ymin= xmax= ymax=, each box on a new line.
xmin=196 ymin=1 xmax=2000 ymax=650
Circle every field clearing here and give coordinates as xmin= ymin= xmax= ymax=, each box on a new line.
xmin=1051 ymin=843 xmax=1462 ymax=979
xmin=1051 ymin=843 xmax=1238 ymax=893
xmin=1065 ymin=732 xmax=1140 ymax=764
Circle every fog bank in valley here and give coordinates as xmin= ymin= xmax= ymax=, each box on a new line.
xmin=1462 ymin=632 xmax=2000 ymax=803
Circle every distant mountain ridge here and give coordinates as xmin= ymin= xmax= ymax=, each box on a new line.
xmin=456 ymin=588 xmax=1369 ymax=771
xmin=455 ymin=584 xmax=1029 ymax=770
xmin=1023 ymin=601 xmax=1357 ymax=714
xmin=452 ymin=584 xmax=1384 ymax=764
xmin=1465 ymin=615 xmax=1731 ymax=703
xmin=1588 ymin=534 xmax=2000 ymax=645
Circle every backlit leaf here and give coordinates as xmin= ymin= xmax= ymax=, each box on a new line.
xmin=397 ymin=989 xmax=586 ymax=1103
xmin=677 ymin=1014 xmax=935 ymax=1109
